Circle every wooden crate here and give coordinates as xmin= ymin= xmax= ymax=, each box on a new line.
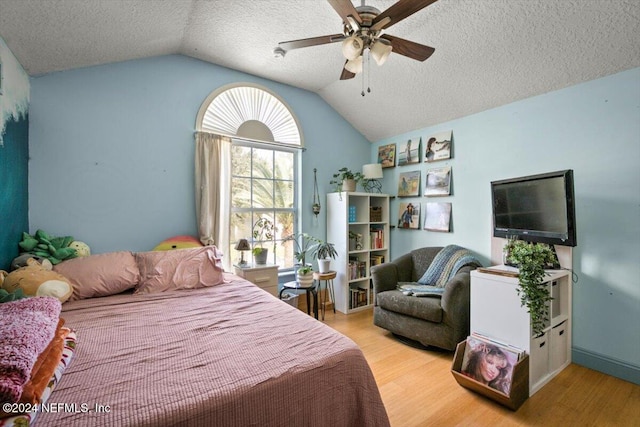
xmin=451 ymin=341 xmax=529 ymax=411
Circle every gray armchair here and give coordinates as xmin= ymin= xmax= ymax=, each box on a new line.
xmin=371 ymin=247 xmax=478 ymax=351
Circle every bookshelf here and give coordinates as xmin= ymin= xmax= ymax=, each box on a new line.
xmin=327 ymin=192 xmax=390 ymax=314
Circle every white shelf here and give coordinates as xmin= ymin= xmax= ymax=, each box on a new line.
xmin=327 ymin=192 xmax=390 ymax=314
xmin=470 ymin=268 xmax=572 ymax=395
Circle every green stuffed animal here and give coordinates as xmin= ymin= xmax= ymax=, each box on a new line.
xmin=18 ymin=229 xmax=78 ymax=265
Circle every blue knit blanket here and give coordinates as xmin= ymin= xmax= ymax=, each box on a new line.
xmin=417 ymin=245 xmax=482 ymax=287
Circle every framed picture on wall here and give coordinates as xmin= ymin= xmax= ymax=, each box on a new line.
xmin=423 ymin=202 xmax=452 ymax=232
xmin=378 ymin=143 xmax=396 ymax=168
xmin=397 ymin=170 xmax=420 ymax=197
xmin=397 ymin=137 xmax=421 ymax=166
xmin=424 ymin=166 xmax=451 ymax=196
xmin=397 ymin=202 xmax=420 ymax=229
xmin=424 ymin=130 xmax=452 ymax=162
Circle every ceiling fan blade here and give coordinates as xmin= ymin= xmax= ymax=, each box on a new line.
xmin=381 ymin=34 xmax=435 ymax=61
xmin=340 ymin=62 xmax=356 ymax=80
xmin=279 ymin=34 xmax=345 ymax=51
xmin=373 ymin=0 xmax=438 ymax=30
xmin=328 ymin=0 xmax=362 ymax=31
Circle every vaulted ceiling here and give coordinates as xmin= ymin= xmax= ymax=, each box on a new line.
xmin=1 ymin=0 xmax=638 ymax=141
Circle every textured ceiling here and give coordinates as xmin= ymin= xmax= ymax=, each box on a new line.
xmin=1 ymin=0 xmax=638 ymax=142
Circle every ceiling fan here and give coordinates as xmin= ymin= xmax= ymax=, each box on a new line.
xmin=275 ymin=0 xmax=438 ymax=81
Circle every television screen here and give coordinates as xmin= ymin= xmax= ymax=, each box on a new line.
xmin=492 ymin=170 xmax=576 ymax=247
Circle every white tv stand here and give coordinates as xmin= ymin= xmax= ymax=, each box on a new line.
xmin=470 ymin=265 xmax=572 ymax=395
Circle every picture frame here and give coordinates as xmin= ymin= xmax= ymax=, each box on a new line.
xmin=397 ymin=170 xmax=420 ymax=197
xmin=424 ymin=166 xmax=451 ymax=196
xmin=423 ymin=202 xmax=452 ymax=232
xmin=397 ymin=137 xmax=421 ymax=166
xmin=397 ymin=202 xmax=420 ymax=229
xmin=424 ymin=130 xmax=452 ymax=162
xmin=378 ymin=143 xmax=396 ymax=168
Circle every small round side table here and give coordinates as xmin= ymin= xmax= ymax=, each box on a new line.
xmin=313 ymin=271 xmax=337 ymax=320
xmin=279 ymin=281 xmax=318 ymax=319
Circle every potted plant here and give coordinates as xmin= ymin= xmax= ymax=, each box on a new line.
xmin=330 ymin=167 xmax=365 ymax=193
xmin=506 ymin=240 xmax=558 ymax=336
xmin=312 ymin=240 xmax=338 ymax=273
xmin=282 ymin=232 xmax=319 ymax=266
xmin=296 ymin=265 xmax=314 ymax=286
xmin=252 ymin=217 xmax=276 ymax=265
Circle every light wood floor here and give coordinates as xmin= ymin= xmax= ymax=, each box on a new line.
xmin=320 ymin=308 xmax=640 ymax=427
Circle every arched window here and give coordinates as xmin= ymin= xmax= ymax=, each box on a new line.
xmin=196 ymin=84 xmax=303 ymax=269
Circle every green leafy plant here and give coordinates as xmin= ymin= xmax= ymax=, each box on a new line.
xmin=506 ymin=240 xmax=558 ymax=336
xmin=312 ymin=240 xmax=338 ymax=260
xmin=297 ymin=265 xmax=313 ymax=275
xmin=329 ymin=167 xmax=365 ymax=192
xmin=282 ymin=233 xmax=319 ymax=265
xmin=252 ymin=217 xmax=276 ymax=256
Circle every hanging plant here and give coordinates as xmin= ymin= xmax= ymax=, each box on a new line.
xmin=506 ymin=240 xmax=558 ymax=336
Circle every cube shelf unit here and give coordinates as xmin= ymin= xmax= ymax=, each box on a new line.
xmin=470 ymin=267 xmax=572 ymax=395
xmin=327 ymin=192 xmax=390 ymax=314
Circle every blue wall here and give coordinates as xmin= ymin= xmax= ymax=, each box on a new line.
xmin=29 ymin=55 xmax=369 ymax=254
xmin=0 ymin=37 xmax=30 ymax=270
xmin=373 ymin=67 xmax=640 ymax=384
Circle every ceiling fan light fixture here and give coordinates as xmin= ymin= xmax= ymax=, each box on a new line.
xmin=370 ymin=39 xmax=392 ymax=65
xmin=344 ymin=56 xmax=363 ymax=74
xmin=342 ymin=35 xmax=364 ymax=61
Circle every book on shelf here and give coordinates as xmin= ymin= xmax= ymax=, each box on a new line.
xmin=349 ymin=287 xmax=368 ymax=309
xmin=348 ymin=257 xmax=367 ymax=280
xmin=370 ymin=255 xmax=385 ymax=266
xmin=459 ymin=333 xmax=525 ymax=397
xmin=369 ymin=226 xmax=384 ymax=249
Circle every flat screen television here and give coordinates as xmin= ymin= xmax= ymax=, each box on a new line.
xmin=491 ymin=169 xmax=577 ymax=247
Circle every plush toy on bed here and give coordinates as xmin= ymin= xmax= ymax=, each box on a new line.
xmin=18 ymin=229 xmax=79 ymax=265
xmin=0 ymin=258 xmax=73 ymax=303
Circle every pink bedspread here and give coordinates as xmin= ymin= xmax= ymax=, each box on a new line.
xmin=37 ymin=273 xmax=389 ymax=426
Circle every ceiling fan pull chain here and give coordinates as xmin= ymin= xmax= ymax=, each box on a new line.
xmin=361 ymin=64 xmax=365 ymax=96
xmin=367 ymin=51 xmax=371 ymax=94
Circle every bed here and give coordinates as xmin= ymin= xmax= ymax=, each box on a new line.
xmin=4 ymin=247 xmax=389 ymax=427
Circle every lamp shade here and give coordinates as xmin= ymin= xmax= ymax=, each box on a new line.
xmin=342 ymin=35 xmax=364 ymax=61
xmin=235 ymin=238 xmax=250 ymax=251
xmin=344 ymin=56 xmax=363 ymax=74
xmin=370 ymin=39 xmax=392 ymax=65
xmin=362 ymin=163 xmax=383 ymax=179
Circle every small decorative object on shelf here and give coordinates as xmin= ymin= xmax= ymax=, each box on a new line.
xmin=362 ymin=163 xmax=383 ymax=193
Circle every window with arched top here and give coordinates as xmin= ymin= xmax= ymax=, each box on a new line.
xmin=196 ymin=83 xmax=303 ymax=147
xmin=196 ymin=84 xmax=303 ymax=270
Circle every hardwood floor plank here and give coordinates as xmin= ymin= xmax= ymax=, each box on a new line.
xmin=320 ymin=308 xmax=640 ymax=426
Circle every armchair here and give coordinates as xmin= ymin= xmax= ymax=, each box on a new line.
xmin=371 ymin=246 xmax=479 ymax=351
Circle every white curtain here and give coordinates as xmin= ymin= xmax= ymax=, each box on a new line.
xmin=194 ymin=132 xmax=232 ymax=269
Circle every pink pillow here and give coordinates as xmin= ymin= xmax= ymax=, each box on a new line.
xmin=53 ymin=251 xmax=140 ymax=301
xmin=134 ymin=246 xmax=224 ymax=294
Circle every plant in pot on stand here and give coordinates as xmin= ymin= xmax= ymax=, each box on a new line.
xmin=282 ymin=233 xmax=318 ymax=285
xmin=506 ymin=239 xmax=558 ymax=336
xmin=330 ymin=167 xmax=365 ymax=193
xmin=312 ymin=240 xmax=338 ymax=274
xmin=251 ymin=217 xmax=276 ymax=265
